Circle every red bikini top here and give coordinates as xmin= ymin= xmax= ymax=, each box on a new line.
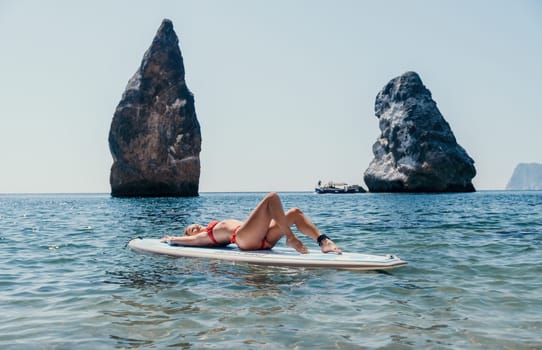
xmin=206 ymin=221 xmax=219 ymax=244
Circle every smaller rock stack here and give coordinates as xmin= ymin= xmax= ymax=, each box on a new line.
xmin=364 ymin=72 xmax=476 ymax=192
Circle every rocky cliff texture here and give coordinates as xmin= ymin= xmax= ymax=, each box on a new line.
xmin=109 ymin=19 xmax=201 ymax=197
xmin=363 ymin=72 xmax=476 ymax=192
xmin=506 ymin=163 xmax=542 ymax=190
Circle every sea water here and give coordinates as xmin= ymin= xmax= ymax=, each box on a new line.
xmin=0 ymin=191 xmax=541 ymax=349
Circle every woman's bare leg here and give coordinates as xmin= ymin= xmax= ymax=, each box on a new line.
xmin=234 ymin=192 xmax=308 ymax=253
xmin=265 ymin=208 xmax=342 ymax=254
xmin=287 ymin=208 xmax=342 ymax=254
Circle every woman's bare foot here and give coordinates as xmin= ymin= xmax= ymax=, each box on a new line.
xmin=320 ymin=238 xmax=342 ymax=254
xmin=286 ymin=235 xmax=309 ymax=254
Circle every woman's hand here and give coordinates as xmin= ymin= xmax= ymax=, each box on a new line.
xmin=161 ymin=235 xmax=172 ymax=244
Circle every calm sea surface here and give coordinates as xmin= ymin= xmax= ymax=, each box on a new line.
xmin=1 ymin=191 xmax=541 ymax=349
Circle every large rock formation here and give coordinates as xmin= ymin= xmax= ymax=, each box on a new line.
xmin=506 ymin=163 xmax=542 ymax=190
xmin=364 ymin=72 xmax=476 ymax=192
xmin=109 ymin=19 xmax=201 ymax=197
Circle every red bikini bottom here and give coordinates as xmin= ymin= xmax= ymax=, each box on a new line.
xmin=230 ymin=225 xmax=267 ymax=249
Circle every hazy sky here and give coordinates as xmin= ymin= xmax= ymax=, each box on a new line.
xmin=1 ymin=0 xmax=541 ymax=193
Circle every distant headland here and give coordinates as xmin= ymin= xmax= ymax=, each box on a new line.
xmin=506 ymin=163 xmax=542 ymax=190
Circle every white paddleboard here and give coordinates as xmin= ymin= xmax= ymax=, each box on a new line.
xmin=128 ymin=238 xmax=407 ymax=271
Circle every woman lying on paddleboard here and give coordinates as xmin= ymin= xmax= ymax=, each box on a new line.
xmin=161 ymin=192 xmax=342 ymax=254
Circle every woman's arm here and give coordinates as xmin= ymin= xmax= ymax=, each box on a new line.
xmin=161 ymin=232 xmax=213 ymax=246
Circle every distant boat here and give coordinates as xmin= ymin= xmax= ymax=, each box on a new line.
xmin=315 ymin=181 xmax=365 ymax=194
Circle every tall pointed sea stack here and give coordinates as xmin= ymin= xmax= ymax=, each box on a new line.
xmin=109 ymin=19 xmax=201 ymax=197
xmin=364 ymin=72 xmax=476 ymax=192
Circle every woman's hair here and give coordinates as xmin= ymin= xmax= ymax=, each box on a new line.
xmin=183 ymin=225 xmax=191 ymax=236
